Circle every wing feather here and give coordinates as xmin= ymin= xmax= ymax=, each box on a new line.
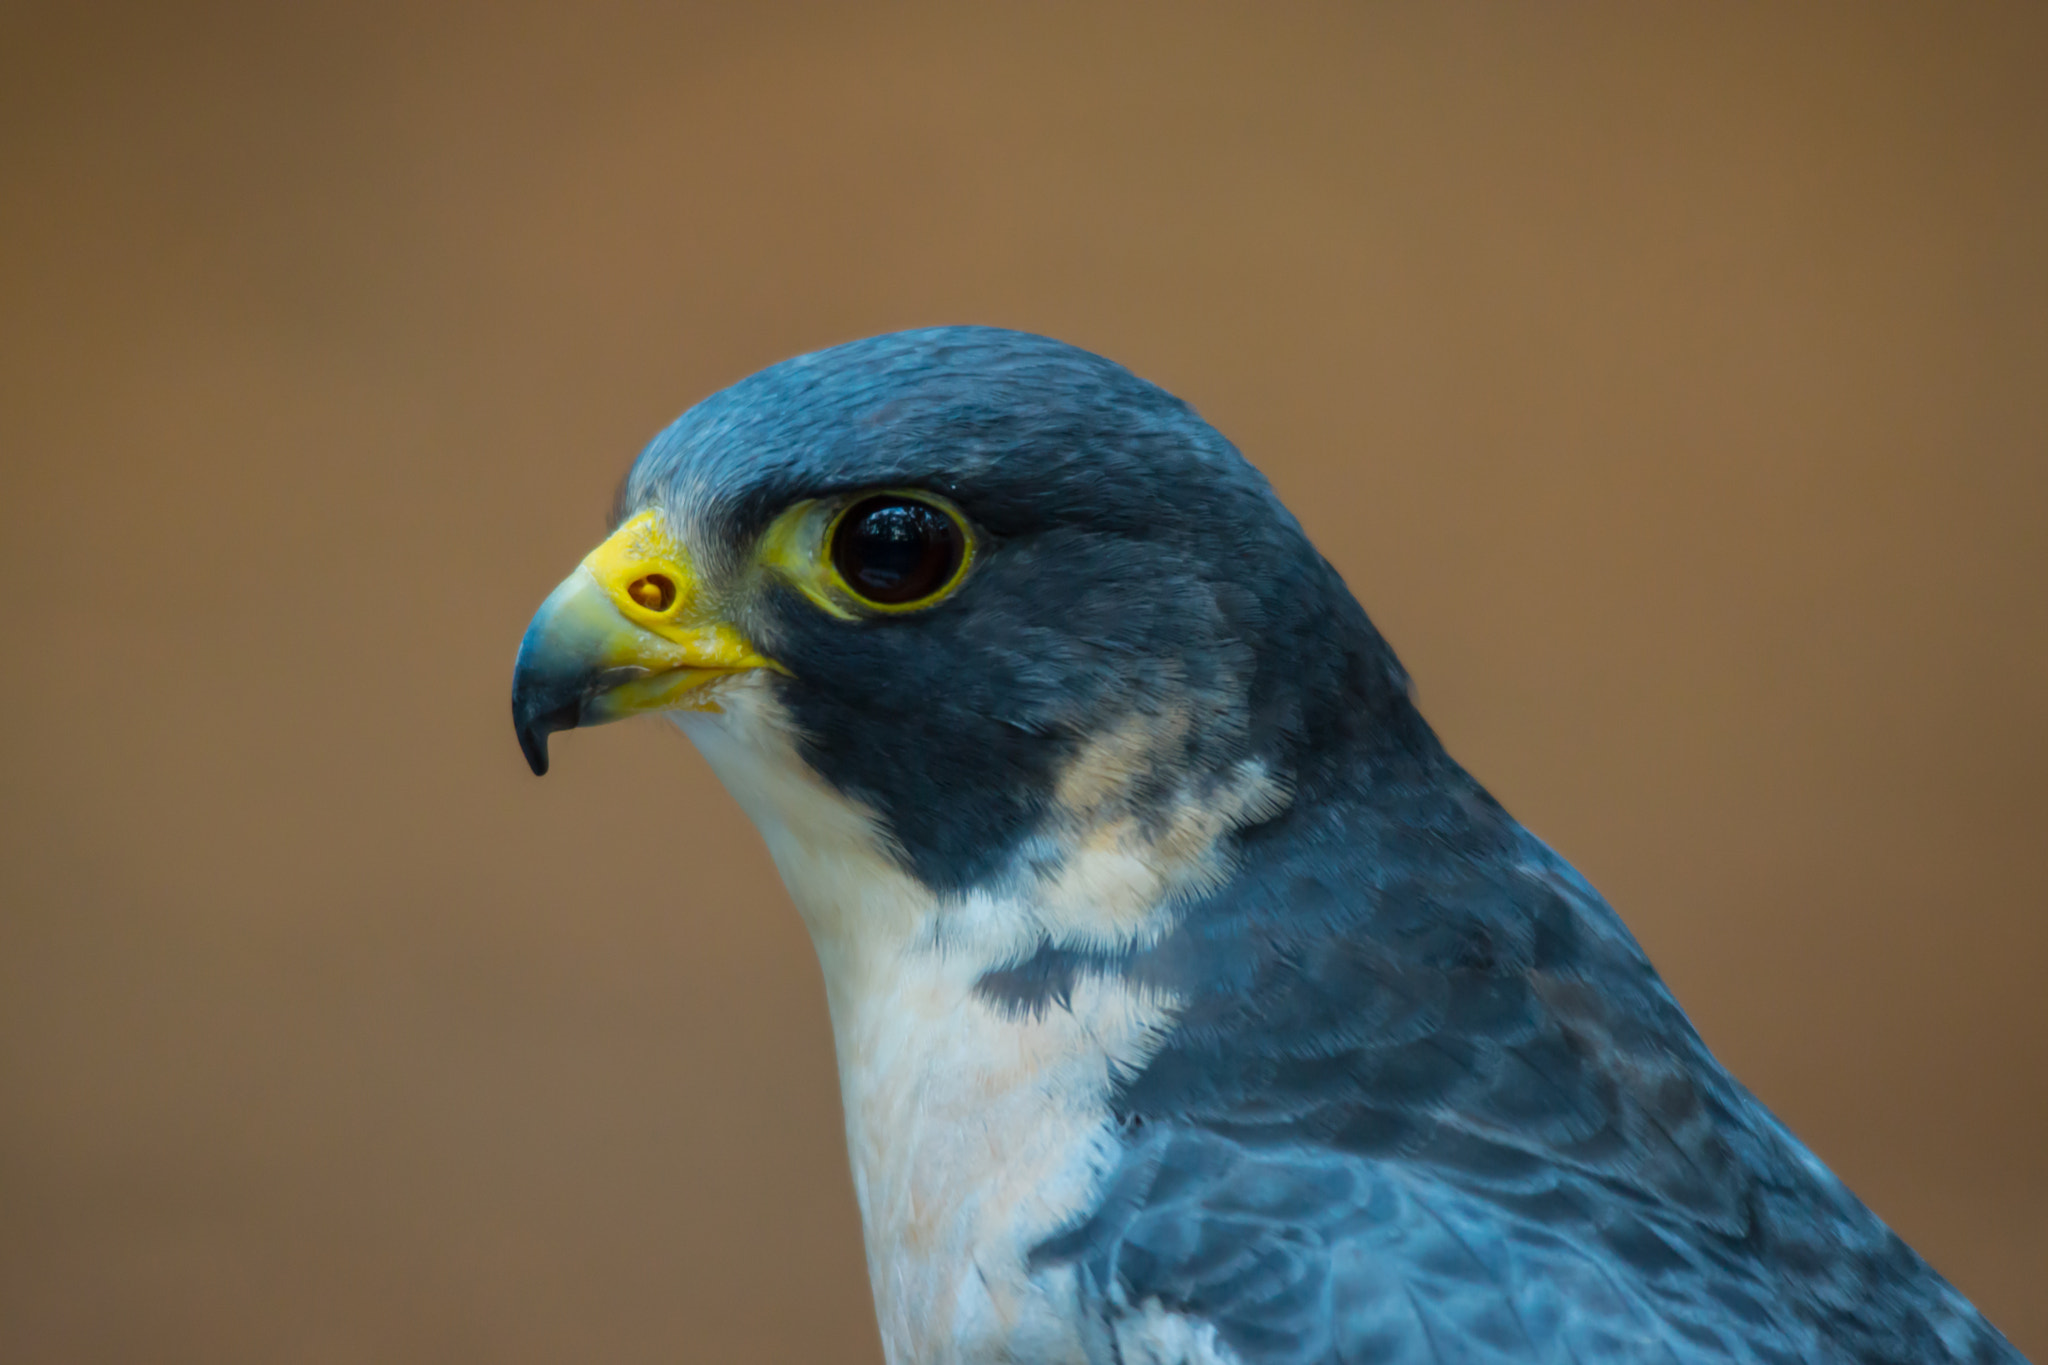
xmin=1028 ymin=790 xmax=2022 ymax=1364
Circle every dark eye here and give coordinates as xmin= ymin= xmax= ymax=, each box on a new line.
xmin=830 ymin=495 xmax=968 ymax=607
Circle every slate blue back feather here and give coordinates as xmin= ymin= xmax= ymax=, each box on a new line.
xmin=1028 ymin=713 xmax=2019 ymax=1362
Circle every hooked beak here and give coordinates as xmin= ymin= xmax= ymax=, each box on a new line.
xmin=511 ymin=510 xmax=777 ymax=775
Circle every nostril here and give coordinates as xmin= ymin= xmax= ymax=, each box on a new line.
xmin=628 ymin=574 xmax=677 ymax=612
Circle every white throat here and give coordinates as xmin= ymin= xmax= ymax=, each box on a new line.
xmin=672 ymin=686 xmax=1194 ymax=1365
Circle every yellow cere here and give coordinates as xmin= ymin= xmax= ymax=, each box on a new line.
xmin=582 ymin=510 xmax=772 ymax=670
xmin=557 ymin=510 xmax=782 ymax=717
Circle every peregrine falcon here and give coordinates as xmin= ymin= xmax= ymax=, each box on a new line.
xmin=511 ymin=328 xmax=2023 ymax=1364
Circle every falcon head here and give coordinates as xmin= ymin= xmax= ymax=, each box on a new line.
xmin=512 ymin=327 xmax=1415 ymax=921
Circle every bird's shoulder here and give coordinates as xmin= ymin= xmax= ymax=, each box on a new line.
xmin=1023 ymin=767 xmax=2021 ymax=1364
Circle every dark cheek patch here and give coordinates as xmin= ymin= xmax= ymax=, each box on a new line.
xmin=765 ymin=534 xmax=1248 ymax=894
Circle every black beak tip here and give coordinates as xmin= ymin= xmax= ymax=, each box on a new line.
xmin=517 ymin=725 xmax=551 ymax=777
xmin=512 ymin=700 xmax=580 ymax=778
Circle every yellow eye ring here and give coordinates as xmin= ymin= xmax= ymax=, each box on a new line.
xmin=822 ymin=490 xmax=976 ymax=613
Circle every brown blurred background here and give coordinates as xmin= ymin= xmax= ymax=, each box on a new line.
xmin=2 ymin=3 xmax=2043 ymax=1360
